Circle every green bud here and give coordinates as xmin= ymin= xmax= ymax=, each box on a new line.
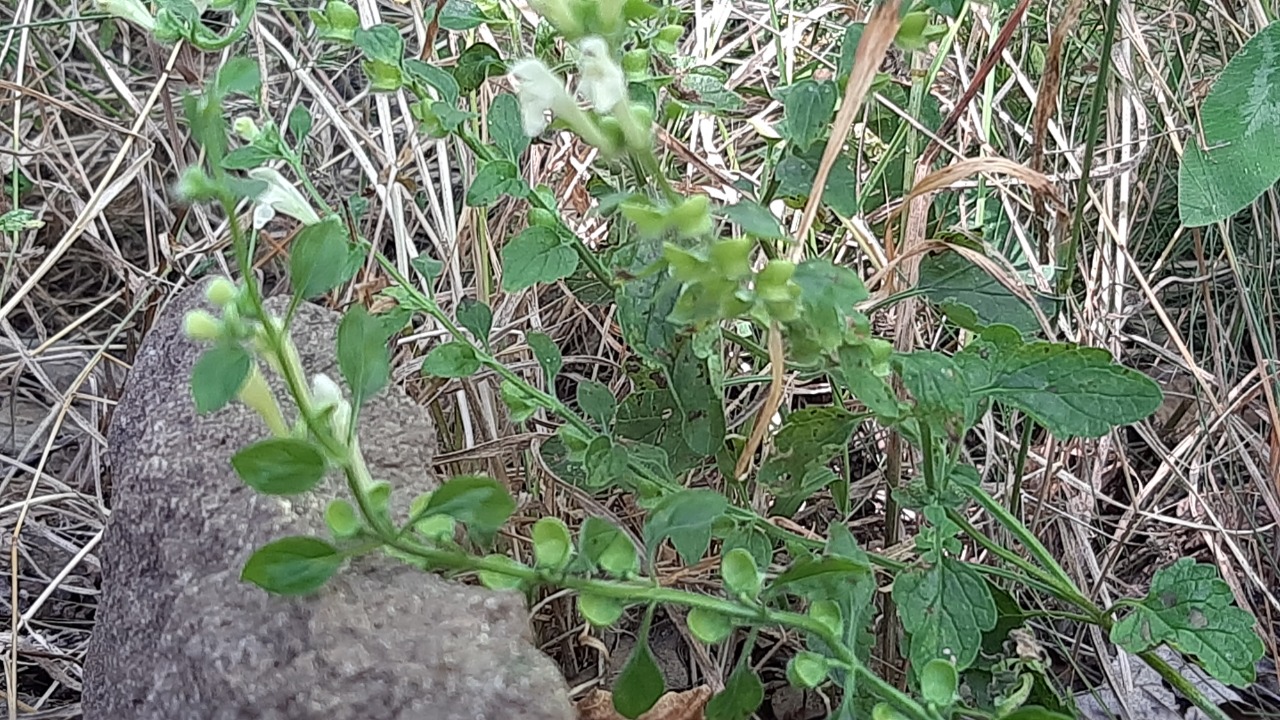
xmin=620 ymin=199 xmax=669 ymax=238
xmin=894 ymin=12 xmax=930 ymax=51
xmin=622 ymin=48 xmax=651 ymax=78
xmin=362 ymin=60 xmax=403 ymax=92
xmin=654 ymin=24 xmax=684 ymax=54
xmin=205 ymin=277 xmax=239 ymax=307
xmin=670 ymin=195 xmax=712 ymax=238
xmin=756 ymin=259 xmax=796 ymax=289
xmin=663 ymin=243 xmax=708 ymax=282
xmin=709 ymin=237 xmax=754 ymax=280
xmin=528 ymin=208 xmax=557 ymax=227
xmin=182 ymin=310 xmax=223 ymax=341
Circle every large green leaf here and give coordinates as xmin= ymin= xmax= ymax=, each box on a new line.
xmin=501 ymin=226 xmax=578 ymax=291
xmin=893 ymin=558 xmax=997 ymax=672
xmin=917 ymin=250 xmax=1048 ymax=335
xmin=956 ymin=326 xmax=1162 ymax=438
xmin=643 ymin=489 xmax=727 ymax=563
xmin=1110 ymin=558 xmax=1264 ymax=687
xmin=1179 ymin=22 xmax=1280 ymax=227
xmin=759 ymin=407 xmax=862 ymax=516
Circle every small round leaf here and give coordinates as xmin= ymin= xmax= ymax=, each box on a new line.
xmin=919 ymin=658 xmax=958 ymax=707
xmin=532 ymin=517 xmax=573 ymax=569
xmin=579 ymin=592 xmax=625 ymax=627
xmin=324 ymin=499 xmax=361 ymax=538
xmin=241 ymin=536 xmax=342 ymax=595
xmin=687 ymin=607 xmax=733 ymax=644
xmin=786 ymin=651 xmax=828 ymax=689
xmin=232 ymin=438 xmax=328 ymax=495
xmin=809 ymin=599 xmax=843 ymax=636
xmin=721 ymin=548 xmax=761 ymax=599
xmin=478 ymin=554 xmax=526 ymax=591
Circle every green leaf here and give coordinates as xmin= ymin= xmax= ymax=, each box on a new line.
xmin=577 ymin=380 xmax=617 ymax=427
xmin=353 ymin=24 xmax=403 ymax=64
xmin=917 ymin=250 xmax=1048 ymax=335
xmin=404 ymin=59 xmax=461 ymax=103
xmin=721 ymin=548 xmax=762 ymax=598
xmin=324 ymin=499 xmax=361 ymax=538
xmin=527 ymin=332 xmax=562 ymax=383
xmin=895 ymin=351 xmax=968 ymax=419
xmin=687 ymin=607 xmax=733 ymax=644
xmin=241 ymin=536 xmax=342 ymax=595
xmin=644 ymin=489 xmax=727 ymax=563
xmin=362 ymin=60 xmax=403 ymax=92
xmin=719 ymin=200 xmax=784 ymax=239
xmin=428 ymin=0 xmax=487 ymax=30
xmin=1110 ymin=557 xmax=1263 ymax=687
xmin=489 ymin=92 xmax=531 ymax=161
xmin=221 ymin=145 xmax=277 ymax=170
xmin=191 ymin=345 xmax=252 ymax=414
xmin=452 ymin=42 xmax=503 ymax=94
xmin=422 ymin=341 xmax=481 ymax=378
xmin=456 ymin=298 xmax=493 ymax=348
xmin=770 ymin=556 xmax=869 ymax=594
xmin=780 ymin=79 xmax=837 ymax=153
xmin=290 ymin=217 xmax=363 ymax=299
xmin=478 ymin=554 xmax=526 ymax=590
xmin=467 ymin=159 xmax=528 ymax=207
xmin=759 ymin=407 xmax=861 ymax=517
xmin=216 ymin=58 xmax=261 ymax=96
xmin=775 ymin=145 xmax=858 ymax=216
xmin=613 ymin=640 xmax=665 ymax=718
xmin=786 ymin=652 xmax=829 ymax=689
xmin=579 ymin=592 xmax=625 ymax=627
xmin=500 ymin=379 xmax=540 ymax=423
xmin=532 ymin=517 xmax=573 ymax=569
xmin=231 ymin=438 xmax=328 ymax=495
xmin=1179 ymin=22 xmax=1280 ymax=226
xmin=580 ymin=517 xmax=637 ymax=576
xmin=287 ymin=104 xmax=312 ymax=142
xmin=501 ymin=226 xmax=578 ymax=291
xmin=670 ymin=342 xmax=725 ymax=455
xmin=420 ymin=475 xmax=515 ymax=535
xmin=919 ymin=659 xmax=958 ymax=706
xmin=957 ymin=326 xmax=1164 ymax=438
xmin=893 ymin=558 xmax=997 ymax=672
xmin=337 ymin=304 xmax=390 ymax=405
xmin=676 ymin=66 xmax=744 ymax=112
xmin=837 ymin=24 xmax=865 ymax=79
xmin=705 ymin=661 xmax=764 ymax=720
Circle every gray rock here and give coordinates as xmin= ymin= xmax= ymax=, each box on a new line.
xmin=83 ymin=279 xmax=573 ymax=720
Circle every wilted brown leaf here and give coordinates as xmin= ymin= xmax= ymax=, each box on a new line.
xmin=576 ymin=686 xmax=712 ymax=720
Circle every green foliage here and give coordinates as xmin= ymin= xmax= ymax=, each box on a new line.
xmin=779 ymin=79 xmax=837 ymax=153
xmin=501 ymin=227 xmax=578 ymax=291
xmin=614 ymin=638 xmax=665 ymax=718
xmin=893 ymin=558 xmax=998 ymax=672
xmin=415 ymin=475 xmax=515 ymax=537
xmin=337 ymin=305 xmax=391 ymax=405
xmin=1179 ymin=21 xmax=1280 ymax=226
xmin=290 ymin=218 xmax=363 ymax=300
xmin=917 ymin=250 xmax=1048 ymax=335
xmin=1110 ymin=558 xmax=1264 ymax=687
xmin=241 ymin=536 xmax=343 ymax=595
xmin=527 ymin=332 xmax=562 ymax=383
xmin=705 ymin=660 xmax=764 ymax=720
xmin=467 ymin=159 xmax=528 ymax=206
xmin=456 ymin=299 xmax=493 ymax=349
xmin=643 ymin=489 xmax=726 ymax=563
xmin=422 ymin=341 xmax=482 ymax=378
xmin=231 ymin=438 xmax=328 ymax=495
xmin=191 ymin=345 xmax=252 ymax=414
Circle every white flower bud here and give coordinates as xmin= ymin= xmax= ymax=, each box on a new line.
xmin=577 ymin=37 xmax=627 ymax=113
xmin=95 ymin=0 xmax=156 ymax=31
xmin=509 ymin=59 xmax=574 ymax=137
xmin=182 ymin=310 xmax=223 ymax=341
xmin=311 ymin=373 xmax=344 ymax=412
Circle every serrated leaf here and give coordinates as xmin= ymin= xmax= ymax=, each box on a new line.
xmin=422 ymin=340 xmax=481 ymax=378
xmin=780 ymin=79 xmax=837 ymax=153
xmin=456 ymin=298 xmax=493 ymax=348
xmin=1110 ymin=557 xmax=1264 ymax=687
xmin=501 ymin=226 xmax=577 ymax=291
xmin=290 ymin=217 xmax=363 ymax=299
xmin=489 ymin=92 xmax=531 ymax=161
xmin=614 ymin=640 xmax=665 ymax=718
xmin=759 ymin=407 xmax=861 ymax=516
xmin=956 ymin=326 xmax=1163 ymax=438
xmin=577 ymin=380 xmax=617 ymax=427
xmin=776 ymin=145 xmax=858 ymax=216
xmin=895 ymin=351 xmax=968 ymax=418
xmin=231 ymin=438 xmax=328 ymax=495
xmin=706 ymin=660 xmax=764 ymax=720
xmin=420 ymin=475 xmax=515 ymax=535
xmin=467 ymin=159 xmax=527 ymax=206
xmin=526 ymin=331 xmax=561 ymax=384
xmin=917 ymin=250 xmax=1048 ymax=335
xmin=337 ymin=304 xmax=390 ymax=405
xmin=893 ymin=558 xmax=997 ymax=672
xmin=241 ymin=536 xmax=342 ymax=595
xmin=191 ymin=345 xmax=252 ymax=414
xmin=644 ymin=489 xmax=727 ymax=563
xmin=1179 ymin=22 xmax=1280 ymax=227
xmin=353 ymin=24 xmax=403 ymax=64
xmin=719 ymin=200 xmax=784 ymax=239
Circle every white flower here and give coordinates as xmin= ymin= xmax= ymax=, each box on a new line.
xmin=247 ymin=167 xmax=321 ymax=229
xmin=95 ymin=0 xmax=156 ymax=31
xmin=576 ymin=37 xmax=627 ymax=113
xmin=508 ymin=59 xmax=576 ymax=137
xmin=311 ymin=373 xmax=344 ymax=411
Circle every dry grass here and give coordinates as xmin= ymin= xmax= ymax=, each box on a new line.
xmin=2 ymin=0 xmax=1277 ymax=717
